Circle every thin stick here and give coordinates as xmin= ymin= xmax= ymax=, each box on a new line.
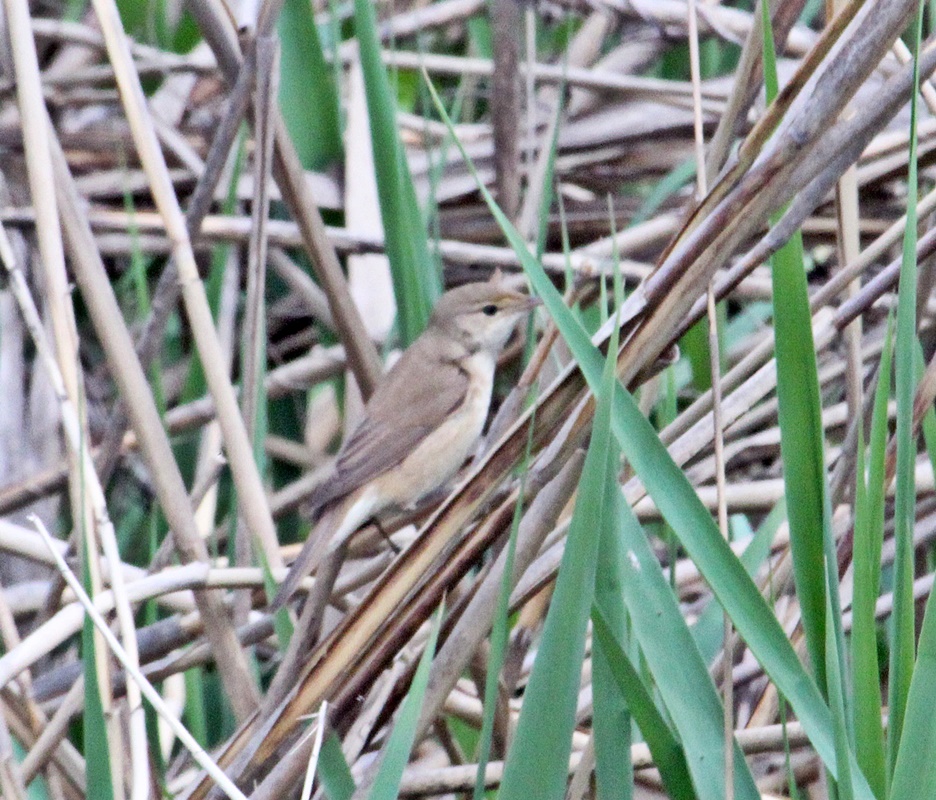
xmin=2 ymin=0 xmax=81 ymax=410
xmin=687 ymin=1 xmax=733 ymax=798
xmin=0 ymin=697 xmax=28 ymax=800
xmin=21 ymin=677 xmax=86 ymax=785
xmin=242 ymin=35 xmax=279 ymax=444
xmin=236 ymin=34 xmax=279 ymax=623
xmin=0 ymin=5 xmax=122 ymax=781
xmin=828 ymin=0 xmax=863 ymax=432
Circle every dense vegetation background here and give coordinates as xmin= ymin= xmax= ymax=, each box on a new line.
xmin=0 ymin=1 xmax=934 ymax=799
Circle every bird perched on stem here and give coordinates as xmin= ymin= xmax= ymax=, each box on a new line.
xmin=272 ymin=272 xmax=540 ymax=609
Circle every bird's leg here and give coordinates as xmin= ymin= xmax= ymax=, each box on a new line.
xmin=368 ymin=516 xmax=401 ymax=554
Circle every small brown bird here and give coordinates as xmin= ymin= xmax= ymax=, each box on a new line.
xmin=272 ymin=273 xmax=540 ymax=608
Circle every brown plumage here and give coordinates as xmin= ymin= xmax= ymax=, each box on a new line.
xmin=272 ymin=274 xmax=540 ymax=609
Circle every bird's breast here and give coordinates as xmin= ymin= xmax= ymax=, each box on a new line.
xmin=458 ymin=349 xmax=497 ymax=433
xmin=374 ymin=350 xmax=495 ymax=507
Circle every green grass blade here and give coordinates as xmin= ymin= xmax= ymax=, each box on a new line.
xmin=355 ymin=0 xmax=440 ymax=345
xmin=423 ymin=72 xmax=876 ymax=800
xmin=81 ymin=557 xmax=115 ymax=800
xmin=770 ymin=223 xmax=832 ymax=687
xmin=318 ymin=730 xmax=356 ymax=800
xmin=606 ymin=490 xmax=760 ymax=800
xmin=591 ymin=282 xmax=634 ymax=800
xmin=887 ymin=0 xmax=924 ymax=770
xmin=631 ymin=157 xmax=696 ymax=228
xmin=826 ymin=574 xmax=855 ymax=800
xmin=887 ymin=369 xmax=936 ymax=800
xmin=180 ymin=131 xmax=245 ymax=420
xmin=592 ymin=610 xmax=695 ymax=800
xmin=759 ymin=0 xmax=780 ymax=103
xmin=76 ymin=390 xmax=114 ymax=800
xmin=590 ymin=616 xmax=634 ymax=800
xmin=886 ymin=7 xmax=935 ymax=794
xmin=183 ymin=667 xmax=208 ymax=747
xmin=683 ymin=317 xmax=713 ymax=392
xmin=761 ymin=0 xmax=832 ymax=696
xmin=367 ymin=603 xmax=444 ymax=800
xmin=692 ymin=501 xmax=786 ymax=664
xmin=889 ymin=609 xmax=936 ymax=800
xmin=916 ymin=344 xmax=936 ymax=476
xmin=472 ymin=430 xmax=533 ymax=800
xmin=277 ymin=0 xmax=342 ymax=170
xmin=850 ymin=315 xmax=892 ymax=800
xmin=760 ymin=15 xmax=858 ymax=795
xmin=498 ymin=297 xmax=619 ymax=800
xmin=531 ymin=66 xmax=566 ymax=260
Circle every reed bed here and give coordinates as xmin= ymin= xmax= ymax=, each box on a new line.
xmin=0 ymin=1 xmax=934 ymax=799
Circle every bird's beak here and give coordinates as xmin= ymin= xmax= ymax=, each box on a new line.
xmin=520 ymin=294 xmax=543 ymax=312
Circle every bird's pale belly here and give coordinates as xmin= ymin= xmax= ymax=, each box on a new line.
xmin=373 ymin=350 xmax=494 ymax=508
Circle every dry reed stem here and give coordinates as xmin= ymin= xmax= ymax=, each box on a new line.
xmin=90 ymin=0 xmax=281 ymax=593
xmin=48 ymin=109 xmax=262 ymax=718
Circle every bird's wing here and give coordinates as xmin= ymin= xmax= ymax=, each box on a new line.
xmin=305 ymin=346 xmax=469 ymax=511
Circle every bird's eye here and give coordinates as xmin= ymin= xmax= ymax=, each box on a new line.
xmin=482 ymin=304 xmax=498 ymax=316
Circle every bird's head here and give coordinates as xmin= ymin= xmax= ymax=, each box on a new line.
xmin=430 ymin=272 xmax=541 ymax=355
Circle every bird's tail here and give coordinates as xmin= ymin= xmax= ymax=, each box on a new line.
xmin=270 ymin=503 xmax=344 ymax=611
